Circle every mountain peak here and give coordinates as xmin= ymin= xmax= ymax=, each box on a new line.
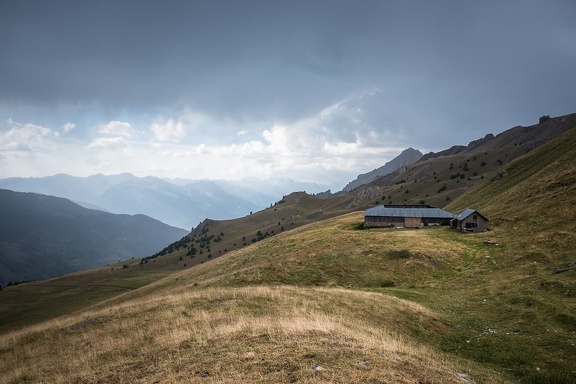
xmin=341 ymin=148 xmax=423 ymax=192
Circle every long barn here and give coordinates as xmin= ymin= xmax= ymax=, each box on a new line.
xmin=364 ymin=205 xmax=455 ymax=228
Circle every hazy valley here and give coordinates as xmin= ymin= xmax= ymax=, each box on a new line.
xmin=0 ymin=174 xmax=335 ymax=230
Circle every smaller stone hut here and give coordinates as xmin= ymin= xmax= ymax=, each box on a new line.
xmin=451 ymin=209 xmax=489 ymax=232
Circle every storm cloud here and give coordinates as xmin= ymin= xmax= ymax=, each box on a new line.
xmin=1 ymin=0 xmax=575 ymax=188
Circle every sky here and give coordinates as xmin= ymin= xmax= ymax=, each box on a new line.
xmin=1 ymin=0 xmax=575 ymax=189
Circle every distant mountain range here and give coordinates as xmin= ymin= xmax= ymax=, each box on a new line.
xmin=0 ymin=149 xmax=429 ymax=229
xmin=0 ymin=175 xmax=333 ymax=230
xmin=0 ymin=189 xmax=188 ymax=284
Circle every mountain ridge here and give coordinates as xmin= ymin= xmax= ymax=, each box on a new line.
xmin=359 ymin=113 xmax=576 ymax=207
xmin=341 ymin=147 xmax=423 ymax=192
xmin=420 ymin=113 xmax=576 ymax=161
xmin=0 ymin=189 xmax=188 ymax=284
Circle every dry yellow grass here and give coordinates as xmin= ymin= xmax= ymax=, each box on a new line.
xmin=0 ymin=285 xmax=505 ymax=383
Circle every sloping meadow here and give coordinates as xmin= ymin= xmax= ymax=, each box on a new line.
xmin=0 ymin=284 xmax=503 ymax=383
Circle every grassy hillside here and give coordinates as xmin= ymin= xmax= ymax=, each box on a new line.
xmin=1 ymin=121 xmax=576 ymax=383
xmin=135 ymin=191 xmax=357 ymax=271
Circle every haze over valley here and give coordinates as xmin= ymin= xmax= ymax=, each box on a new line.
xmin=0 ymin=174 xmax=333 ymax=230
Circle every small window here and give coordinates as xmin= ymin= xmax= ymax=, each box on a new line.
xmin=472 ymin=215 xmax=477 ymax=220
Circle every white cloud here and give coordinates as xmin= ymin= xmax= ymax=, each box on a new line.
xmin=208 ymin=140 xmax=268 ymax=157
xmin=0 ymin=120 xmax=52 ymax=151
xmin=62 ymin=122 xmax=76 ymax=133
xmin=97 ymin=121 xmax=134 ymax=137
xmin=322 ymin=140 xmax=362 ymax=155
xmin=150 ymin=117 xmax=185 ymax=142
xmin=248 ymin=94 xmax=411 ymax=183
xmin=262 ymin=94 xmax=389 ymax=156
xmin=151 ymin=108 xmax=208 ymax=142
xmin=88 ymin=137 xmax=128 ymax=149
xmin=0 ymin=95 xmax=407 ymax=187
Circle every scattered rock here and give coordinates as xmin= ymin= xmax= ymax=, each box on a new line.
xmin=553 ymin=267 xmax=570 ymax=274
xmin=310 ymin=363 xmax=325 ymax=372
xmin=483 ymin=240 xmax=498 ymax=246
xmin=491 ymin=171 xmax=508 ymax=181
xmin=457 ymin=373 xmax=471 ymax=383
xmin=195 ymin=370 xmax=210 ymax=377
xmin=357 ymin=359 xmax=370 ymax=366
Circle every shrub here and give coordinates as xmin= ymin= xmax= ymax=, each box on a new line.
xmin=539 ymin=115 xmax=550 ymax=123
xmin=389 ymin=249 xmax=412 ymax=259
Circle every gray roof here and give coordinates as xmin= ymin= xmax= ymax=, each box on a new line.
xmin=453 ymin=208 xmax=488 ymax=221
xmin=364 ymin=205 xmax=455 ymax=219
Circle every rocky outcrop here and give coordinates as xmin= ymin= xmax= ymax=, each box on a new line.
xmin=347 ymin=186 xmax=382 ymax=208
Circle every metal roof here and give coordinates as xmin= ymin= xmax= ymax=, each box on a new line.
xmin=453 ymin=208 xmax=488 ymax=221
xmin=364 ymin=205 xmax=455 ymax=218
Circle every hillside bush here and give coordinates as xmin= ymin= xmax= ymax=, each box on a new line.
xmin=539 ymin=115 xmax=550 ymax=123
xmin=388 ymin=249 xmax=412 ymax=259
